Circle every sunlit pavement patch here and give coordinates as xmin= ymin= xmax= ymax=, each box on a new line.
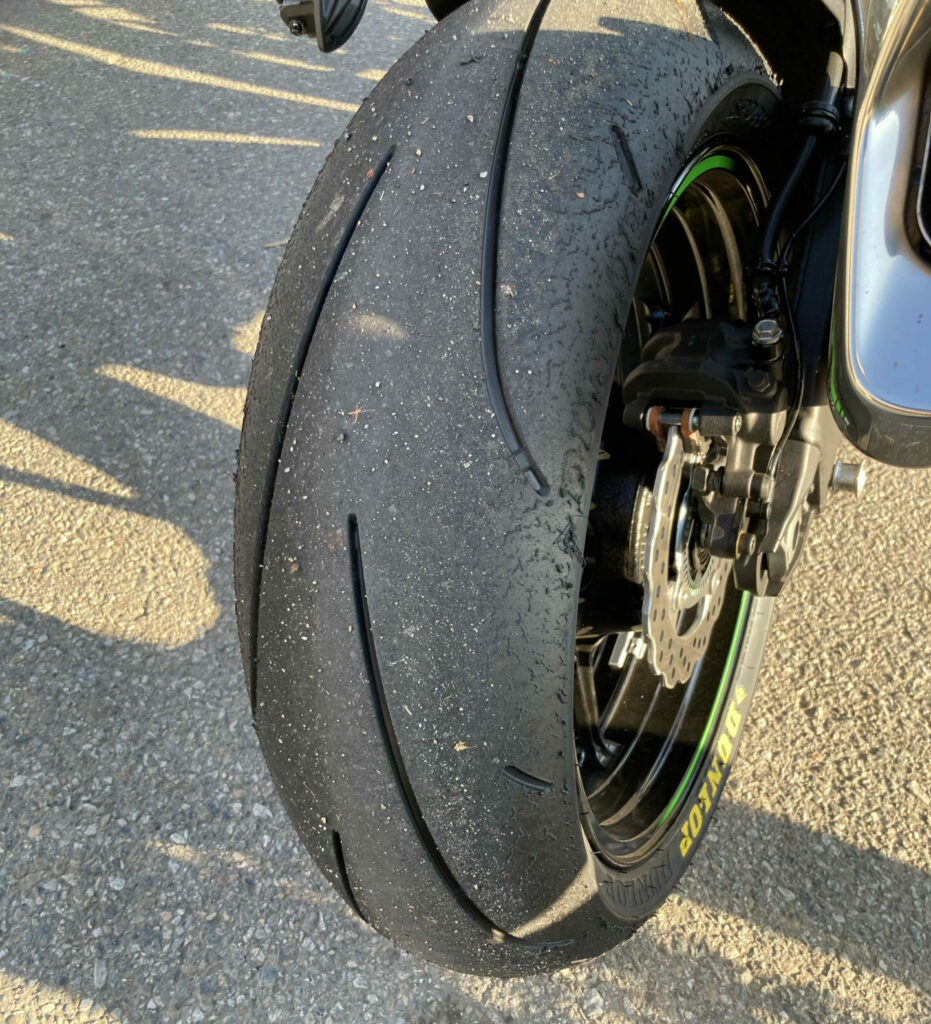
xmin=0 ymin=479 xmax=219 ymax=646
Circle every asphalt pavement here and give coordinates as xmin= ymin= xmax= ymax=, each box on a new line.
xmin=0 ymin=1 xmax=929 ymax=1021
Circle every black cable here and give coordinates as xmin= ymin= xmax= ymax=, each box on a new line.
xmin=767 ymin=160 xmax=848 ymax=474
xmin=757 ymin=137 xmax=818 ymax=282
xmin=777 ymin=160 xmax=848 ymax=270
xmin=752 ymin=52 xmax=844 ymax=320
xmin=768 ymin=274 xmax=804 ymax=476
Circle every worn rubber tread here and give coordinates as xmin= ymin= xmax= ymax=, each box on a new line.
xmin=239 ymin=0 xmax=780 ymax=975
xmin=348 ymin=515 xmax=570 ymax=950
xmin=331 ymin=830 xmax=367 ymax=923
xmin=237 ymin=145 xmax=395 ymax=708
xmin=480 ymin=0 xmax=552 ymax=495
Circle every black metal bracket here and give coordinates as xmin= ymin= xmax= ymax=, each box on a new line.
xmin=278 ymin=1 xmax=317 ymax=39
xmin=277 ymin=0 xmax=368 ymax=52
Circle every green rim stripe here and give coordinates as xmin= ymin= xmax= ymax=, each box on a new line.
xmin=655 ymin=590 xmax=751 ymax=828
xmin=656 ymin=153 xmax=737 ymax=233
xmin=622 ymin=148 xmax=747 ymax=833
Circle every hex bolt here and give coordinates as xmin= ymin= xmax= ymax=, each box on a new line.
xmin=831 ymin=459 xmax=867 ymax=497
xmin=746 ymin=368 xmax=775 ymax=394
xmin=751 ymin=318 xmax=783 ymax=348
xmin=288 ymin=17 xmax=305 ymax=34
xmin=691 ymin=465 xmax=719 ymax=493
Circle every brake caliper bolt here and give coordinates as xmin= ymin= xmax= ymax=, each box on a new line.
xmin=751 ymin=318 xmax=783 ymax=348
xmin=746 ymin=368 xmax=775 ymax=394
xmin=750 ymin=472 xmax=774 ymax=503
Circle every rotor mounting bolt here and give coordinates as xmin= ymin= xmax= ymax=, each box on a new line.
xmin=831 ymin=459 xmax=867 ymax=497
xmin=751 ymin=318 xmax=783 ymax=349
xmin=288 ymin=17 xmax=305 ymax=34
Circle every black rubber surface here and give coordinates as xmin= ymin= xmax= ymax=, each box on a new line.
xmin=425 ymin=0 xmax=470 ymax=20
xmin=235 ymin=0 xmax=780 ymax=975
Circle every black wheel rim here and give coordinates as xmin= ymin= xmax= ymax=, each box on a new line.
xmin=576 ymin=144 xmax=767 ymax=867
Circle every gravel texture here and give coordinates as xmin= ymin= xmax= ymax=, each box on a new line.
xmin=0 ymin=1 xmax=929 ymax=1021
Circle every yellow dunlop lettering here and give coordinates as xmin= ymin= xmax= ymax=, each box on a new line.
xmin=726 ymin=701 xmax=742 ymax=737
xmin=677 ymin=682 xmax=752 ymax=863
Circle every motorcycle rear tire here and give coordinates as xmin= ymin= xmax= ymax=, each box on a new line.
xmin=235 ymin=0 xmax=780 ymax=976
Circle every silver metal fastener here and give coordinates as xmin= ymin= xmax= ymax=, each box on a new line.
xmin=831 ymin=459 xmax=867 ymax=497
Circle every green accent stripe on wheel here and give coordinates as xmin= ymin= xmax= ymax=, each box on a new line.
xmin=655 ymin=590 xmax=752 ymax=827
xmin=657 ymin=153 xmax=738 ymax=233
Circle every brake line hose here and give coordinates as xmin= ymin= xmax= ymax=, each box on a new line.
xmin=752 ymin=50 xmax=845 ymax=319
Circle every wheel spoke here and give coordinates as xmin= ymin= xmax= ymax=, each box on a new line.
xmin=598 ymin=634 xmax=644 ymax=735
xmin=573 ymin=644 xmax=601 ymax=734
xmin=702 ymin=185 xmax=748 ymax=319
xmin=585 ymin=678 xmax=664 ymax=801
xmin=669 ymin=206 xmax=713 ymax=319
xmin=600 ymin=659 xmax=703 ymax=827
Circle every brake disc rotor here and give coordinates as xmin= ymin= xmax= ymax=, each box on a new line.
xmin=642 ymin=427 xmax=727 ymax=687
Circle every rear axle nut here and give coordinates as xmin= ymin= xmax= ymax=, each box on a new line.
xmin=831 ymin=459 xmax=867 ymax=496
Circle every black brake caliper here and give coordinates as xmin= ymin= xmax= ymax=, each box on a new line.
xmin=621 ymin=319 xmax=834 ymax=597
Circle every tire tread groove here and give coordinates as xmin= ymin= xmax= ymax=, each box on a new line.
xmin=246 ymin=146 xmax=395 ymax=709
xmin=332 ymin=829 xmax=368 ymax=923
xmin=480 ymin=0 xmax=553 ymax=496
xmin=348 ymin=514 xmax=572 ymax=951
